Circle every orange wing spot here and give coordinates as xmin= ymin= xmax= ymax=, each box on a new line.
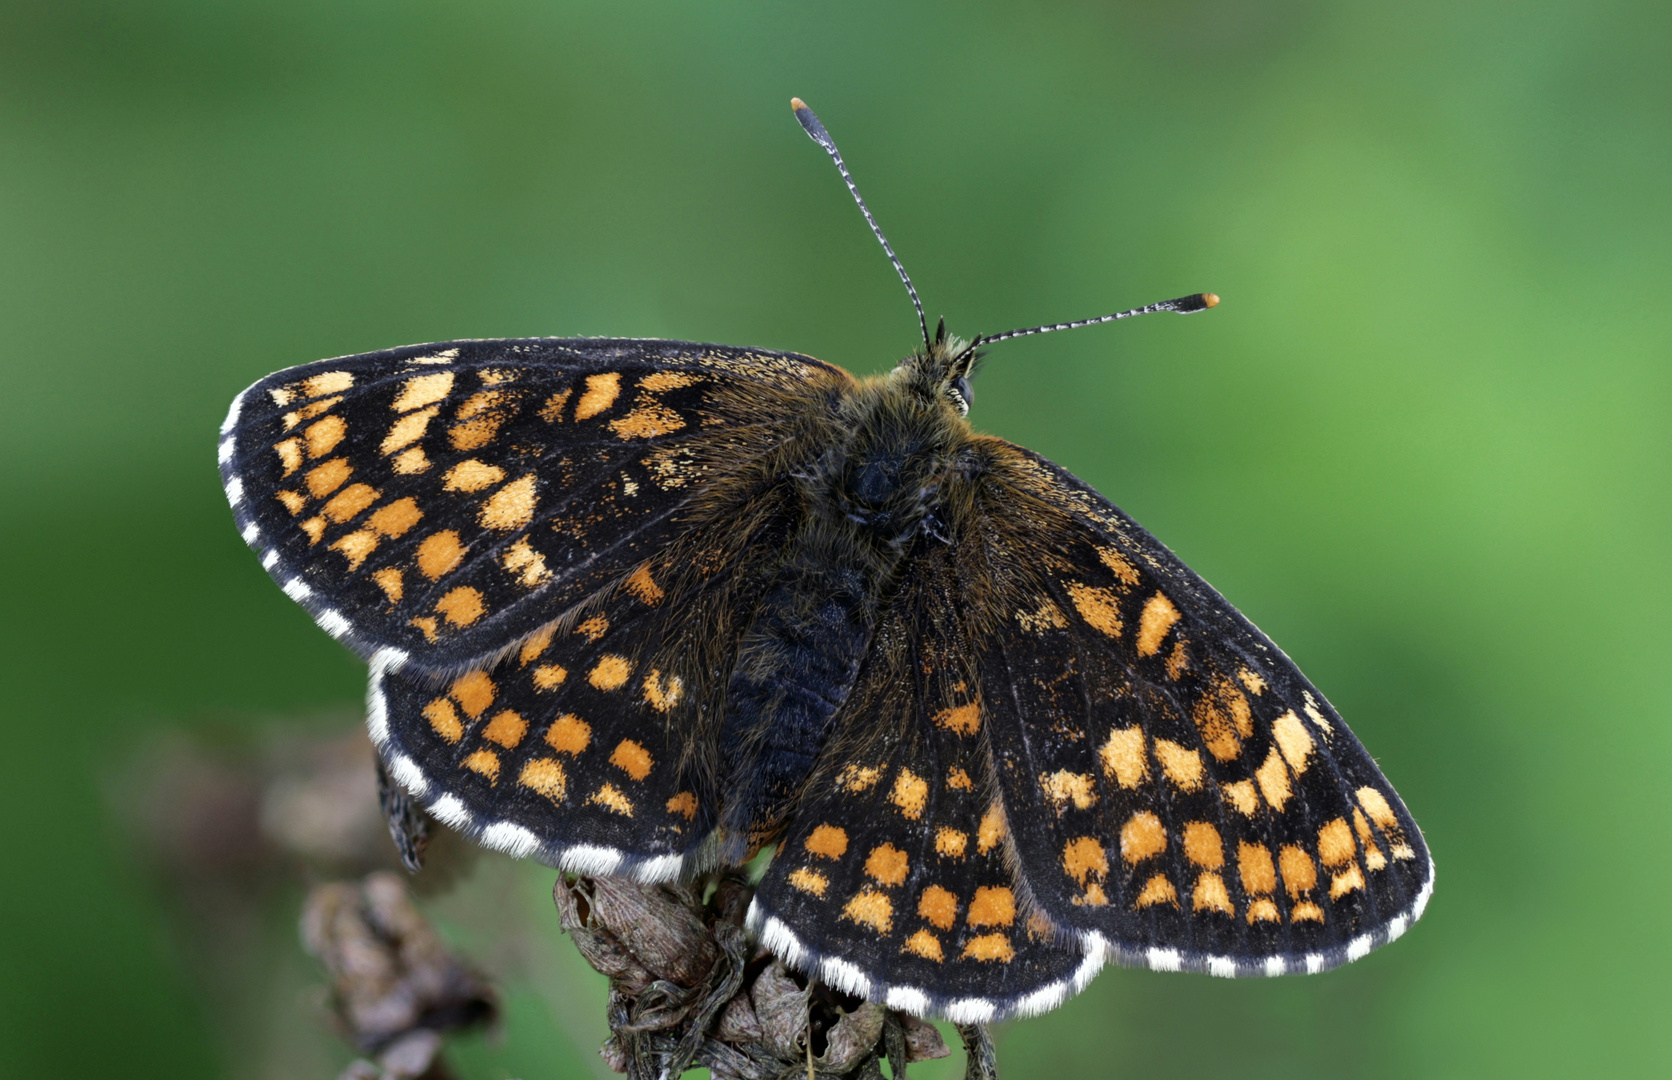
xmin=1317 ymin=818 xmax=1355 ymax=868
xmin=380 ymin=406 xmax=439 ymax=455
xmin=479 ymin=474 xmax=538 ymax=531
xmin=1061 ymin=836 xmax=1108 ymax=886
xmin=391 ymin=447 xmax=430 ymax=474
xmin=1222 ymin=779 xmax=1258 ymax=816
xmin=537 ymin=388 xmax=572 ymax=422
xmin=519 ymin=625 xmax=555 ymax=665
xmin=423 ymin=698 xmax=463 ymax=743
xmin=1136 ymin=592 xmax=1181 ymax=657
xmin=368 ymin=497 xmax=422 ymax=537
xmin=1165 ymin=639 xmax=1190 ymax=680
xmin=545 ymin=714 xmax=591 ymax=755
xmin=533 ymin=665 xmax=568 ymax=690
xmin=304 ymin=415 xmax=346 ymax=458
xmin=1182 ymin=822 xmax=1225 ymax=869
xmin=946 ymin=767 xmax=973 ymax=791
xmin=1356 ymin=786 xmax=1416 ymax=861
xmin=574 ymin=372 xmax=622 ymax=419
xmin=961 ymin=933 xmax=1015 ymax=963
xmin=392 ymin=372 xmax=453 ymax=412
xmin=976 ymin=804 xmax=1006 ymax=854
xmin=1303 ymin=693 xmax=1333 ymax=736
xmin=1192 ymin=687 xmax=1245 ymax=763
xmin=462 ymin=749 xmax=500 ymax=783
xmin=283 ymin=396 xmax=340 ymax=427
xmin=1238 ymin=667 xmax=1267 ymax=695
xmin=1192 ymin=872 xmax=1233 ymax=915
xmin=588 ymin=655 xmax=632 ymax=691
xmin=1329 ymin=864 xmax=1366 ymax=899
xmin=482 ymin=710 xmax=528 ymax=748
xmin=967 ymin=886 xmax=1016 ymax=928
xmin=409 ymin=616 xmax=439 ymax=642
xmin=865 ymin=843 xmax=910 ymax=886
xmin=624 ymin=564 xmax=665 ymax=605
xmin=518 ymin=757 xmax=566 ymax=802
xmin=1096 ymin=545 xmax=1141 ymax=586
xmin=1099 ymin=726 xmax=1148 ymax=788
xmin=300 ymin=516 xmax=326 ymax=544
xmin=588 ymin=782 xmax=634 ymax=817
xmin=935 ymin=827 xmax=968 ymax=858
xmin=1272 ymin=711 xmax=1315 ymax=773
xmin=917 ymin=885 xmax=958 ymax=930
xmin=903 ymin=929 xmax=943 ymax=962
xmin=1238 ymin=841 xmax=1277 ymax=895
xmin=1134 ymin=874 xmax=1178 ymax=909
xmin=1153 ymin=739 xmax=1204 ymax=792
xmin=449 ymin=414 xmax=506 ymax=452
xmin=889 ymin=769 xmax=929 ymax=820
xmin=1120 ymin=811 xmax=1167 ymax=864
xmin=842 ymin=888 xmax=893 ymax=933
xmin=305 ymin=458 xmax=352 ymax=498
xmin=575 ymin=614 xmax=609 ymax=642
xmin=609 ymin=739 xmax=653 ymax=781
xmin=449 ymin=671 xmax=496 ymax=718
xmin=837 ymin=764 xmax=882 ymax=792
xmin=1355 ymin=809 xmax=1387 ymax=871
xmin=1255 ymin=746 xmax=1293 ymax=812
xmin=416 ymin=530 xmax=467 ymax=580
xmin=330 ymin=529 xmax=380 ymax=571
xmin=1039 ymin=770 xmax=1098 ymax=812
xmin=503 ymin=538 xmax=552 ymax=587
xmin=274 ymin=438 xmax=304 ymax=476
xmin=642 ymin=670 xmax=683 ymax=712
xmin=609 ymin=403 xmax=686 ymax=439
xmin=1066 ymin=582 xmax=1123 ymax=637
xmin=933 ymin=701 xmax=981 ymax=736
xmin=1291 ymin=901 xmax=1325 ymax=923
xmin=804 ymin=824 xmax=849 ymax=860
xmin=1074 ymin=883 xmax=1109 ymax=907
xmin=372 ymin=567 xmax=403 ymax=603
xmin=323 ymin=482 xmax=378 ymax=523
xmin=1246 ymin=898 xmax=1280 ymax=924
xmin=443 ymin=459 xmax=506 ymax=493
xmin=787 ymin=868 xmax=829 ymax=897
xmin=275 ymin=489 xmax=306 ymax=515
xmin=301 ymin=370 xmax=354 ymax=397
xmin=477 ymin=368 xmax=520 ymax=386
xmin=639 ymin=372 xmax=699 ymax=392
xmin=1279 ymin=845 xmax=1317 ymax=897
xmin=666 ymin=791 xmax=697 ymax=820
xmin=1015 ymin=597 xmax=1069 ymax=633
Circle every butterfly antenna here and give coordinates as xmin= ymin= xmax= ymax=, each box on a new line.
xmin=791 ymin=98 xmax=931 ymax=353
xmin=974 ymin=292 xmax=1220 ymax=348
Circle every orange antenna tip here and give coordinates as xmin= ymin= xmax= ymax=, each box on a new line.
xmin=1202 ymin=293 xmax=1220 ymax=308
xmin=790 ymin=97 xmax=808 ymax=112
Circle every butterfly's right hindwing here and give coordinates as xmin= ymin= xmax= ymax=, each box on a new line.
xmin=219 ymin=338 xmax=849 ymax=673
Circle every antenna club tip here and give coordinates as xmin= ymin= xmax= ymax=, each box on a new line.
xmin=1201 ymin=293 xmax=1220 ymax=308
xmin=790 ymin=97 xmax=808 ymax=112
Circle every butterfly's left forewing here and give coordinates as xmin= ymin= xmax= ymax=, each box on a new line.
xmin=219 ymin=338 xmax=849 ymax=674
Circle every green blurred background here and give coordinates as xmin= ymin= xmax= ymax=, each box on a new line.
xmin=3 ymin=1 xmax=1667 ymax=1076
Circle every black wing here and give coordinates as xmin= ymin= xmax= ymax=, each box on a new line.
xmin=219 ymin=338 xmax=849 ymax=675
xmin=963 ymin=438 xmax=1432 ymax=979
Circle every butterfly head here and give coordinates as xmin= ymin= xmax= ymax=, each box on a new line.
xmin=895 ymin=315 xmax=980 ymax=418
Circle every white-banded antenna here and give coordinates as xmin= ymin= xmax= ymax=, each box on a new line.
xmin=791 ymin=98 xmax=931 ymax=352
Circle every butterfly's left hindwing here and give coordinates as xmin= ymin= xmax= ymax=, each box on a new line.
xmin=966 ymin=439 xmax=1433 ymax=979
xmin=219 ymin=338 xmax=849 ymax=673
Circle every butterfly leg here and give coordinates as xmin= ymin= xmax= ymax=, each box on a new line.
xmin=956 ymin=1023 xmax=999 ymax=1080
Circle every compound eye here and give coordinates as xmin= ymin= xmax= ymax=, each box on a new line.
xmin=948 ymin=376 xmax=973 ymax=416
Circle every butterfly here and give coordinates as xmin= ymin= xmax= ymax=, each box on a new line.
xmin=219 ymin=98 xmax=1431 ymax=1025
